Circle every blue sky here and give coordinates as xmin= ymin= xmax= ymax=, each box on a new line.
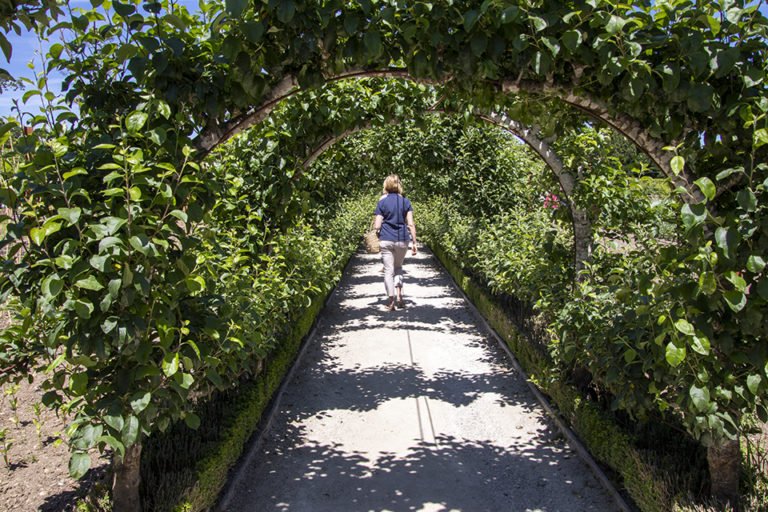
xmin=0 ymin=0 xmax=201 ymax=119
xmin=1 ymin=1 xmax=767 ymax=120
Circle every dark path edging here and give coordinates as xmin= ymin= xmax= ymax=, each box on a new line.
xmin=428 ymin=245 xmax=635 ymax=512
xmin=212 ymin=253 xmax=353 ymax=512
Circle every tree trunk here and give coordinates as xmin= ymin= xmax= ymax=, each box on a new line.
xmin=112 ymin=441 xmax=142 ymax=512
xmin=571 ymin=208 xmax=592 ymax=281
xmin=708 ymin=438 xmax=740 ymax=507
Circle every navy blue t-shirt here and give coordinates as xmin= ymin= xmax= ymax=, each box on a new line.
xmin=375 ymin=194 xmax=413 ymax=242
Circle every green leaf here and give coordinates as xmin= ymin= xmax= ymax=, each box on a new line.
xmin=529 ymin=15 xmax=547 ymax=32
xmin=169 ymin=210 xmax=188 ymax=223
xmin=691 ymin=335 xmax=711 ymax=355
xmin=102 ymin=216 xmax=127 ymax=236
xmin=178 ymin=372 xmax=194 ymax=389
xmin=108 ymin=279 xmax=121 ymax=298
xmin=126 ymin=111 xmax=148 ymax=132
xmin=243 ymin=20 xmax=264 ymax=43
xmin=97 ymin=435 xmax=125 ymax=459
xmin=42 ymin=275 xmax=64 ymax=299
xmin=70 ymin=372 xmax=88 ymax=395
xmin=500 ymin=6 xmax=519 ymax=23
xmin=699 ymin=272 xmax=717 ymax=295
xmin=561 ymin=30 xmax=581 ymax=52
xmin=463 ymin=9 xmax=479 ymax=31
xmin=69 ymin=452 xmax=91 ymax=479
xmin=184 ymin=412 xmax=201 ymax=430
xmin=129 ymin=186 xmax=142 ymax=201
xmin=0 ymin=33 xmax=11 ymax=61
xmin=690 ymin=384 xmax=710 ymax=412
xmin=712 ymin=48 xmax=739 ymax=78
xmin=130 ymin=392 xmax=151 ymax=413
xmin=225 ymin=0 xmax=248 ymax=18
xmin=101 ymin=316 xmax=118 ymax=334
xmin=63 ymin=168 xmax=88 ymax=180
xmin=30 ymin=227 xmax=46 ymax=245
xmin=276 ymin=0 xmax=295 ymax=23
xmin=75 ymin=299 xmax=94 ymax=319
xmin=162 ymin=352 xmax=179 ymax=377
xmin=723 ymin=290 xmax=746 ymax=312
xmin=666 ymin=342 xmax=686 ymax=367
xmin=694 ymin=177 xmax=716 ymax=201
xmin=716 ymin=166 xmax=744 ymax=181
xmin=104 ymin=413 xmax=125 ymax=433
xmin=541 ymin=36 xmax=559 ymax=57
xmin=687 ymin=84 xmax=715 ymax=113
xmin=747 ymin=255 xmax=766 ymax=273
xmin=185 ymin=275 xmax=206 ymax=293
xmin=681 ymin=203 xmax=706 ymax=230
xmin=58 ymin=207 xmax=82 ymax=225
xmin=706 ymin=15 xmax=720 ymax=35
xmin=724 ymin=271 xmax=747 ymax=292
xmin=364 ymin=30 xmax=382 ymax=57
xmin=605 ymin=15 xmax=626 ymax=35
xmin=670 ymin=155 xmax=685 ymax=175
xmin=470 ymin=34 xmax=487 ymax=56
xmin=623 ymin=348 xmax=637 ymax=363
xmin=121 ymin=416 xmax=139 ymax=446
xmin=113 ymin=1 xmax=135 ymax=17
xmin=674 ymin=318 xmax=695 ymax=336
xmin=156 ymin=100 xmax=171 ymax=119
xmin=75 ymin=276 xmax=104 ymax=291
xmin=737 ymin=188 xmax=757 ymax=212
xmin=748 ymin=374 xmax=762 ymax=395
xmin=206 ymin=368 xmax=224 ymax=389
xmin=715 ymin=227 xmax=737 ymax=257
xmin=755 ymin=128 xmax=768 ymax=149
xmin=343 ymin=13 xmax=359 ymax=34
xmin=44 ymin=354 xmax=66 ymax=375
xmin=90 ymin=254 xmax=110 ymax=272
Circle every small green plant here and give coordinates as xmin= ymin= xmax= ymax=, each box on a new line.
xmin=48 ymin=430 xmax=64 ymax=448
xmin=30 ymin=402 xmax=44 ymax=447
xmin=4 ymin=384 xmax=20 ymax=426
xmin=0 ymin=428 xmax=15 ymax=468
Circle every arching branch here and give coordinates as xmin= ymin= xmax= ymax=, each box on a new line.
xmin=194 ymin=68 xmax=448 ymax=156
xmin=477 ymin=111 xmax=591 ymax=276
xmin=300 ymin=108 xmax=593 ymax=277
xmin=501 ymin=79 xmax=704 ymax=203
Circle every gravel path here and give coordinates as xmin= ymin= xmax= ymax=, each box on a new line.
xmin=220 ymin=248 xmax=621 ymax=512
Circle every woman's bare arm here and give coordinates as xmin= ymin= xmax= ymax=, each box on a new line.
xmin=406 ymin=210 xmax=417 ymax=254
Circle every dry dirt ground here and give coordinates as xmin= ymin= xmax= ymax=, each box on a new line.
xmin=0 ymin=371 xmax=108 ymax=511
xmin=0 ymin=299 xmax=108 ymax=512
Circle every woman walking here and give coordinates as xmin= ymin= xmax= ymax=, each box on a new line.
xmin=373 ymin=174 xmax=418 ymax=310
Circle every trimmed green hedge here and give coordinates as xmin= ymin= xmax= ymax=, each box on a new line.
xmin=138 ymin=195 xmax=377 ymax=511
xmin=139 ymin=274 xmax=335 ymax=512
xmin=430 ymin=244 xmax=678 ymax=512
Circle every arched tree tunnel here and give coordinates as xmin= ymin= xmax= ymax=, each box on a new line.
xmin=1 ymin=1 xmax=766 ymax=510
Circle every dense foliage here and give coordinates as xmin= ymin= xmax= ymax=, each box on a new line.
xmin=0 ymin=0 xmax=767 ymax=508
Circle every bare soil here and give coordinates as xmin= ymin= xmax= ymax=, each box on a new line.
xmin=0 ymin=373 xmax=108 ymax=511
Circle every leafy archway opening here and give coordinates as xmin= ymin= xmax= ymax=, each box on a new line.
xmin=1 ymin=0 xmax=766 ymax=509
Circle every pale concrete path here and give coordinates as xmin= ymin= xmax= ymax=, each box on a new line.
xmin=220 ymin=248 xmax=620 ymax=512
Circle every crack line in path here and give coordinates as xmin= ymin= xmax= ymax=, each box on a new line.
xmin=217 ymin=249 xmax=623 ymax=512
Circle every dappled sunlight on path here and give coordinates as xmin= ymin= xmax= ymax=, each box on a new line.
xmin=219 ymin=248 xmax=619 ymax=512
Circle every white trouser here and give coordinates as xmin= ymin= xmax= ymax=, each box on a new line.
xmin=380 ymin=240 xmax=408 ymax=297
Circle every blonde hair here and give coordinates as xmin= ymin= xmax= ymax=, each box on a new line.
xmin=382 ymin=174 xmax=403 ymax=195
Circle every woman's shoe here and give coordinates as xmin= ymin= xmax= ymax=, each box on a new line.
xmin=386 ymin=299 xmax=395 ymax=310
xmin=396 ymin=298 xmax=405 ymax=309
